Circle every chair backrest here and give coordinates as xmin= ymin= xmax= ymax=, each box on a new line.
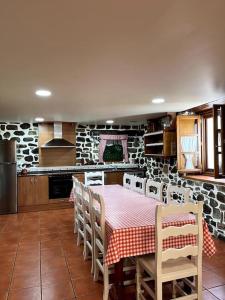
xmin=81 ymin=183 xmax=93 ymax=223
xmin=155 ymin=202 xmax=203 ymax=274
xmin=74 ymin=179 xmax=83 ymax=213
xmin=123 ymin=173 xmax=134 ymax=189
xmin=146 ymin=179 xmax=163 ymax=201
xmin=132 ymin=176 xmax=147 ymax=194
xmin=89 ymin=190 xmax=106 ymax=248
xmin=166 ymin=184 xmax=190 ymax=204
xmin=85 ymin=171 xmax=104 ymax=186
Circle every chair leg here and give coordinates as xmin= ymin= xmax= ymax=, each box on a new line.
xmin=172 ymin=280 xmax=176 ymax=299
xmin=196 ymin=275 xmax=202 ymax=300
xmin=155 ymin=279 xmax=162 ymax=300
xmin=136 ymin=260 xmax=142 ymax=300
xmin=93 ymin=245 xmax=100 ymax=281
xmin=103 ymin=264 xmax=109 ymax=300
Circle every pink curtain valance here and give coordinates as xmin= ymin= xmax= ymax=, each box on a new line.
xmin=99 ymin=134 xmax=129 ymax=163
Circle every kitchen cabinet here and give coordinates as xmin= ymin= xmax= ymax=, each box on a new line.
xmin=105 ymin=171 xmax=124 ymax=185
xmin=144 ymin=115 xmax=176 ymax=157
xmin=72 ymin=173 xmax=85 ymax=183
xmin=18 ymin=175 xmax=48 ymax=207
xmin=176 ymin=115 xmax=202 ymax=174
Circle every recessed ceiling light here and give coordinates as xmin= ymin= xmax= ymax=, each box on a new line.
xmin=35 ymin=117 xmax=44 ymax=122
xmin=106 ymin=120 xmax=114 ymax=124
xmin=35 ymin=89 xmax=52 ymax=97
xmin=152 ymin=98 xmax=165 ymax=104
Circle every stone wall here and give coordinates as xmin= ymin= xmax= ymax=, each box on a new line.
xmin=145 ymin=157 xmax=225 ymax=240
xmin=0 ymin=122 xmax=39 ymax=168
xmin=76 ymin=123 xmax=146 ymax=165
xmin=0 ymin=122 xmax=146 ymax=168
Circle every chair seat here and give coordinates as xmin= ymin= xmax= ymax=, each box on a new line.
xmin=138 ymin=254 xmax=198 ymax=282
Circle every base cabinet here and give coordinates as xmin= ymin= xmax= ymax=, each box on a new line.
xmin=18 ymin=176 xmax=48 ymax=207
xmin=105 ymin=171 xmax=124 ymax=185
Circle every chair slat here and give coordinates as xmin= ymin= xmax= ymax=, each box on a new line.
xmin=162 ymin=224 xmax=198 ymax=239
xmin=160 ymin=202 xmax=202 ymax=217
xmin=162 ymin=245 xmax=198 ymax=262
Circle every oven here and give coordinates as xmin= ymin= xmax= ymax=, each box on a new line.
xmin=48 ymin=174 xmax=73 ymax=199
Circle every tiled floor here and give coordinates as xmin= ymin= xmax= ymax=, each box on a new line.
xmin=0 ymin=208 xmax=224 ymax=300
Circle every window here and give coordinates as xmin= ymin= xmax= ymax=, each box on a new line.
xmin=202 ymin=105 xmax=225 ymax=178
xmin=205 ymin=117 xmax=214 ymax=170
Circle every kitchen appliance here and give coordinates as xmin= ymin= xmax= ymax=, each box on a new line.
xmin=0 ymin=140 xmax=17 ymax=214
xmin=49 ymin=174 xmax=73 ymax=199
xmin=41 ymin=122 xmax=75 ymax=148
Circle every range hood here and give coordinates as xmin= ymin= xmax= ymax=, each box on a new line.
xmin=41 ymin=122 xmax=75 ymax=148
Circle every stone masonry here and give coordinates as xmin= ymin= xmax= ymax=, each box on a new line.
xmin=0 ymin=122 xmax=39 ymax=168
xmin=145 ymin=157 xmax=225 ymax=240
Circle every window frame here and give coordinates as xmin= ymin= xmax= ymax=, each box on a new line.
xmin=202 ymin=109 xmax=214 ymax=176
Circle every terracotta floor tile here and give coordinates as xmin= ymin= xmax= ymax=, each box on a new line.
xmin=0 ymin=275 xmax=11 ymax=291
xmin=8 ymin=286 xmax=41 ymax=300
xmin=42 ymin=281 xmax=75 ymax=300
xmin=41 ymin=240 xmax=62 ymax=250
xmin=77 ymin=291 xmax=102 ymax=300
xmin=203 ymin=270 xmax=225 ymax=289
xmin=203 ymin=290 xmax=222 ymax=300
xmin=11 ymin=273 xmax=40 ymax=290
xmin=72 ymin=278 xmax=103 ymax=298
xmin=0 ymin=289 xmax=8 ymax=300
xmin=209 ymin=285 xmax=225 ymax=300
xmin=41 ymin=267 xmax=71 ymax=286
xmin=41 ymin=257 xmax=67 ymax=273
xmin=13 ymin=263 xmax=40 ymax=277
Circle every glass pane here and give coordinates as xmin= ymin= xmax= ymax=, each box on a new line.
xmin=206 ymin=117 xmax=214 ymax=170
xmin=218 ymin=114 xmax=221 ymax=130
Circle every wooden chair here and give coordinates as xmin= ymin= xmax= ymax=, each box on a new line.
xmin=123 ymin=173 xmax=134 ymax=189
xmin=136 ymin=202 xmax=203 ymax=300
xmin=132 ymin=176 xmax=147 ymax=194
xmin=166 ymin=184 xmax=190 ymax=204
xmin=72 ymin=176 xmax=79 ymax=234
xmin=81 ymin=183 xmax=95 ymax=274
xmin=85 ymin=171 xmax=104 ymax=186
xmin=91 ymin=190 xmax=135 ymax=300
xmin=146 ymin=179 xmax=163 ymax=201
xmin=91 ymin=190 xmax=110 ymax=299
xmin=75 ymin=179 xmax=85 ymax=246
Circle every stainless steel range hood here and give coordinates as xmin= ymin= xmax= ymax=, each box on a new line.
xmin=41 ymin=122 xmax=75 ymax=148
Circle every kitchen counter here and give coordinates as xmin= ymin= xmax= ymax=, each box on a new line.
xmin=17 ymin=163 xmax=145 ymax=176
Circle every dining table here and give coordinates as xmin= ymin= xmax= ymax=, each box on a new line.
xmin=70 ymin=184 xmax=216 ymax=299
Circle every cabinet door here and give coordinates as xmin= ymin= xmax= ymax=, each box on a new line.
xmin=18 ymin=176 xmax=34 ymax=206
xmin=176 ymin=115 xmax=202 ymax=173
xmin=72 ymin=173 xmax=84 ymax=183
xmin=33 ymin=176 xmax=49 ymax=205
xmin=105 ymin=172 xmax=124 ymax=185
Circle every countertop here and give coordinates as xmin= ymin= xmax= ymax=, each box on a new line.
xmin=17 ymin=163 xmax=145 ymax=176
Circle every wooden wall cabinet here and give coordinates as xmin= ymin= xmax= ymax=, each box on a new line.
xmin=18 ymin=176 xmax=49 ymax=207
xmin=177 ymin=115 xmax=202 ymax=174
xmin=144 ymin=129 xmax=176 ymax=157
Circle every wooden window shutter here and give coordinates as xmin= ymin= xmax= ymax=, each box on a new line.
xmin=213 ymin=104 xmax=225 ymax=178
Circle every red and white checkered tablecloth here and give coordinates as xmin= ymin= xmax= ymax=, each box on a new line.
xmin=70 ymin=185 xmax=216 ymax=266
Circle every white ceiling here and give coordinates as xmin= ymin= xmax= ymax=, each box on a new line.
xmin=0 ymin=0 xmax=225 ymax=123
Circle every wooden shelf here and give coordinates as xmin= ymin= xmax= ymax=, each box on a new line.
xmin=178 ymin=168 xmax=202 ymax=174
xmin=144 ymin=131 xmax=163 ymax=137
xmin=146 ymin=143 xmax=163 ymax=147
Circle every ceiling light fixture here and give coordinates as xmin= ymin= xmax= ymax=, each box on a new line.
xmin=35 ymin=89 xmax=52 ymax=97
xmin=35 ymin=117 xmax=45 ymax=122
xmin=106 ymin=120 xmax=114 ymax=124
xmin=152 ymin=98 xmax=165 ymax=104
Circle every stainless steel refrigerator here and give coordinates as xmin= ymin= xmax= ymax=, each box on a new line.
xmin=0 ymin=140 xmax=17 ymax=214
